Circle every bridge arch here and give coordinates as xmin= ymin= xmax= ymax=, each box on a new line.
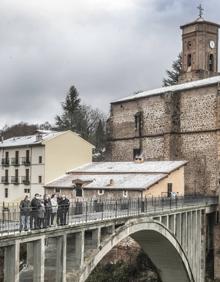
xmin=80 ymin=220 xmax=194 ymax=282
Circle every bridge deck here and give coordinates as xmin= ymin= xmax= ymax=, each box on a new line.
xmin=0 ymin=195 xmax=218 ymax=240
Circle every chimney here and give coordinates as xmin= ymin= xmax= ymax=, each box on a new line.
xmin=107 ymin=179 xmax=114 ymax=186
xmin=36 ymin=133 xmax=43 ymax=142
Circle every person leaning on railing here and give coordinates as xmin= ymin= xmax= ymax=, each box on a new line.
xmin=58 ymin=195 xmax=70 ymax=225
xmin=30 ymin=194 xmax=41 ymax=230
xmin=44 ymin=194 xmax=52 ymax=228
xmin=37 ymin=199 xmax=46 ymax=229
xmin=50 ymin=194 xmax=58 ymax=226
xmin=19 ymin=195 xmax=31 ymax=231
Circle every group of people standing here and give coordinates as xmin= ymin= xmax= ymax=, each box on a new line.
xmin=19 ymin=193 xmax=70 ymax=231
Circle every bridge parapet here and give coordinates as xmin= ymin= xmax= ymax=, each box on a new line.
xmin=0 ymin=196 xmax=218 ymax=282
xmin=0 ymin=195 xmax=218 ymax=237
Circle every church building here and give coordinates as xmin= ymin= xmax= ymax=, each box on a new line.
xmin=107 ymin=12 xmax=220 ymax=195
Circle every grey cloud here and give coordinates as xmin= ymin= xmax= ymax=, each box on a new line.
xmin=0 ymin=0 xmax=220 ymax=127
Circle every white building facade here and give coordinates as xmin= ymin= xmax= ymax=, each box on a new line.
xmin=0 ymin=130 xmax=94 ymax=202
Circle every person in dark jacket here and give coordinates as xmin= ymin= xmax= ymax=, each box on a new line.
xmin=56 ymin=194 xmax=62 ymax=225
xmin=19 ymin=195 xmax=31 ymax=231
xmin=59 ymin=195 xmax=70 ymax=225
xmin=37 ymin=199 xmax=45 ymax=229
xmin=44 ymin=194 xmax=52 ymax=228
xmin=30 ymin=193 xmax=41 ymax=229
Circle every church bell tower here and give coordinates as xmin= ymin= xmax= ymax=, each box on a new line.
xmin=179 ymin=5 xmax=220 ymax=82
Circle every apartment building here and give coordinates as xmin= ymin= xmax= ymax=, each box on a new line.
xmin=0 ymin=130 xmax=94 ymax=202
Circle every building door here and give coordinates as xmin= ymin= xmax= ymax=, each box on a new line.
xmin=167 ymin=183 xmax=173 ymax=197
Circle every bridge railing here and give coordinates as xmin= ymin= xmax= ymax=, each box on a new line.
xmin=0 ymin=195 xmax=218 ymax=235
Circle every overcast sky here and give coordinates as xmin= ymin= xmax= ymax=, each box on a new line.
xmin=0 ymin=0 xmax=220 ymax=127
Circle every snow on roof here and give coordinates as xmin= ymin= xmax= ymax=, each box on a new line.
xmin=0 ymin=131 xmax=65 ymax=148
xmin=68 ymin=161 xmax=187 ymax=174
xmin=45 ymin=173 xmax=167 ymax=190
xmin=112 ymin=76 xmax=220 ymax=104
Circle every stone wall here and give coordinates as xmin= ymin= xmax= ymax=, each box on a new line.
xmin=45 ymin=188 xmax=141 ymax=201
xmin=84 ymin=189 xmax=141 ymax=200
xmin=108 ymin=84 xmax=219 ymax=194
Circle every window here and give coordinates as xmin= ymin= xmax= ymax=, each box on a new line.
xmin=5 ymin=188 xmax=8 ymax=198
xmin=26 ymin=150 xmax=30 ymax=162
xmin=38 ymin=176 xmax=42 ymax=183
xmin=167 ymin=183 xmax=173 ymax=198
xmin=55 ymin=188 xmax=61 ymax=193
xmin=15 ymin=151 xmax=19 ymax=164
xmin=5 ymin=169 xmax=8 ymax=182
xmin=15 ymin=169 xmax=19 ymax=183
xmin=123 ymin=190 xmax=128 ymax=198
xmin=98 ymin=189 xmax=104 ymax=196
xmin=187 ymin=54 xmax=192 ymax=67
xmin=39 ymin=156 xmax=42 ymax=164
xmin=133 ymin=148 xmax=141 ymax=160
xmin=25 ymin=169 xmax=29 ymax=181
xmin=5 ymin=151 xmax=9 ymax=160
xmin=134 ymin=112 xmax=143 ymax=136
xmin=209 ymin=54 xmax=214 ymax=71
xmin=5 ymin=151 xmax=9 ymax=165
xmin=76 ymin=184 xmax=83 ymax=197
xmin=135 ymin=115 xmax=139 ymax=129
xmin=24 ymin=189 xmax=30 ymax=193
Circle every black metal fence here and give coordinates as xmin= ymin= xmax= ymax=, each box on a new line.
xmin=0 ymin=195 xmax=218 ymax=236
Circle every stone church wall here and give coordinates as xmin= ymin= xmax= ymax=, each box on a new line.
xmin=180 ymin=132 xmax=218 ymax=194
xmin=180 ymin=86 xmax=217 ymax=132
xmin=108 ymin=84 xmax=219 ymax=194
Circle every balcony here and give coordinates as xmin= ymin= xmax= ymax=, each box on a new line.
xmin=1 ymin=159 xmax=9 ymax=167
xmin=11 ymin=158 xmax=20 ymax=166
xmin=11 ymin=176 xmax=19 ymax=185
xmin=1 ymin=176 xmax=9 ymax=184
xmin=21 ymin=176 xmax=30 ymax=185
xmin=21 ymin=157 xmax=31 ymax=166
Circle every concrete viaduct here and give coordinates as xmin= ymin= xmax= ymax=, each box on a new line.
xmin=0 ymin=196 xmax=218 ymax=282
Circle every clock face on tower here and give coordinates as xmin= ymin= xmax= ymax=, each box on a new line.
xmin=209 ymin=41 xmax=215 ymax=49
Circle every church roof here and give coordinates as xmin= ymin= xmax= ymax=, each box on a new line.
xmin=112 ymin=75 xmax=220 ymax=104
xmin=180 ymin=18 xmax=220 ymax=29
